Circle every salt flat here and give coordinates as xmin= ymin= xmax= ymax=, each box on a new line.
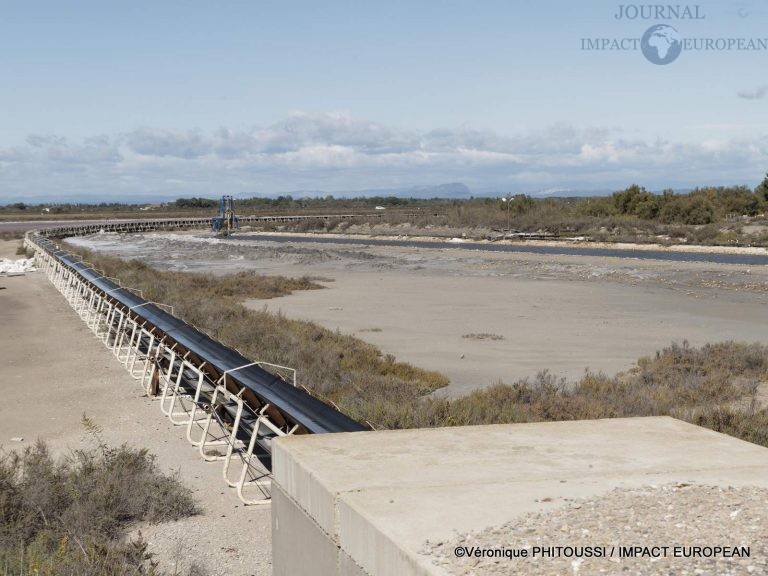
xmin=68 ymin=231 xmax=768 ymax=396
xmin=258 ymin=269 xmax=767 ymax=396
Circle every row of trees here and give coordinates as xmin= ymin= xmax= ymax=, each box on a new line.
xmin=173 ymin=197 xmax=218 ymax=208
xmin=498 ymin=176 xmax=768 ymax=226
xmin=586 ymin=181 xmax=767 ymax=224
xmin=172 ymin=195 xmax=427 ymax=211
xmin=0 ymin=201 xmax=161 ymax=213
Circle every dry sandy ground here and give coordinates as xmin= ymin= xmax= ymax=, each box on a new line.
xmin=0 ymin=240 xmax=271 ymax=576
xmin=0 ymin=238 xmax=21 ymax=258
xmin=69 ymin=232 xmax=768 ymax=397
xmin=262 ymin=271 xmax=768 ymax=396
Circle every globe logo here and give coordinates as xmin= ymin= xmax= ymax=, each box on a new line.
xmin=641 ymin=24 xmax=682 ymax=65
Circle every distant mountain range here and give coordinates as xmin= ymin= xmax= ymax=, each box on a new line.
xmin=282 ymin=182 xmax=474 ymax=199
xmin=278 ymin=184 xmax=623 ymax=199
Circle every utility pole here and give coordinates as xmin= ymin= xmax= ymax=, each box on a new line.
xmin=501 ymin=193 xmax=514 ymax=232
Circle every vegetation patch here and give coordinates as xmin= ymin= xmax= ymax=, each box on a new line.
xmin=251 ymin=181 xmax=768 ymax=247
xmin=0 ymin=417 xmax=200 ymax=576
xmin=412 ymin=341 xmax=768 ymax=430
xmin=15 ymin=242 xmax=34 ymax=258
xmin=462 ymin=333 xmax=504 ymax=341
xmin=75 ymin=256 xmax=323 ymax=302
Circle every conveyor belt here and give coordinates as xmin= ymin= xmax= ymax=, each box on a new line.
xmin=29 ymin=231 xmax=366 ymax=436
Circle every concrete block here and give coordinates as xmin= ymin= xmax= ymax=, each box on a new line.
xmin=273 ymin=417 xmax=768 ymax=576
xmin=271 ymin=482 xmax=340 ymax=576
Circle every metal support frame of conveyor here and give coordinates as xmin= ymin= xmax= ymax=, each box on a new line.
xmin=198 ymin=382 xmax=283 ymax=505
xmin=33 ymin=238 xmax=296 ymax=505
xmin=30 ymin=243 xmax=281 ymax=504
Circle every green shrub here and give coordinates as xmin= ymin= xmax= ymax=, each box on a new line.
xmin=0 ymin=421 xmax=200 ymax=576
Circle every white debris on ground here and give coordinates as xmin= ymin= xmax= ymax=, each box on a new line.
xmin=428 ymin=484 xmax=768 ymax=576
xmin=0 ymin=258 xmax=37 ymax=276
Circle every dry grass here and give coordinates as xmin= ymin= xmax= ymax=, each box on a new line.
xmin=15 ymin=242 xmax=34 ymax=258
xmin=245 ymin=191 xmax=768 ymax=247
xmin=76 ymin=255 xmax=323 ymax=302
xmin=462 ymin=333 xmax=504 ymax=341
xmin=404 ymin=341 xmax=768 ymax=433
xmin=0 ymin=417 xmax=200 ymax=576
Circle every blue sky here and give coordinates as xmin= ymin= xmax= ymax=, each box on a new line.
xmin=1 ymin=0 xmax=766 ymax=202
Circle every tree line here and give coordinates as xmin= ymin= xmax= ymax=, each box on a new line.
xmin=575 ymin=178 xmax=768 ymax=225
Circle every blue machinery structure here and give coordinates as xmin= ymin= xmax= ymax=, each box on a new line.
xmin=211 ymin=195 xmax=239 ymax=236
xmin=24 ymin=222 xmax=366 ymax=505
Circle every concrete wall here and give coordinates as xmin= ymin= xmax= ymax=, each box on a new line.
xmin=272 ymin=483 xmax=368 ymax=576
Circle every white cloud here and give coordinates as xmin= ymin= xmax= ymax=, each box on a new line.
xmin=126 ymin=128 xmax=211 ymax=159
xmin=0 ymin=111 xmax=765 ymax=202
xmin=737 ymin=85 xmax=767 ymax=100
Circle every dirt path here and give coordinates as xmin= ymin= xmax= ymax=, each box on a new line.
xmin=0 ymin=254 xmax=271 ymax=576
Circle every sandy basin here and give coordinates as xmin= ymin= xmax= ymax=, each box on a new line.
xmin=68 ymin=231 xmax=768 ymax=397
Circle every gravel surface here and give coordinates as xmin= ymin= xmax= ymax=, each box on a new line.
xmin=428 ymin=484 xmax=768 ymax=576
xmin=131 ymin=509 xmax=272 ymax=576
